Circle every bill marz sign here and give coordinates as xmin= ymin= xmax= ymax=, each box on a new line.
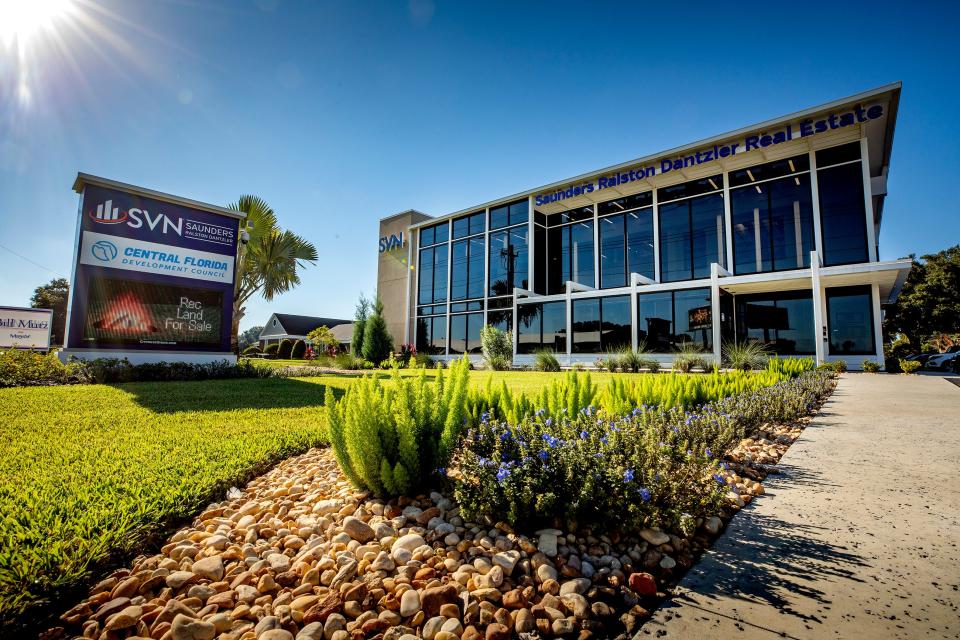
xmin=379 ymin=233 xmax=405 ymax=253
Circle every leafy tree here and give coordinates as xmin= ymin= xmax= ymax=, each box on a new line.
xmin=351 ymin=294 xmax=371 ymax=355
xmin=361 ymin=297 xmax=393 ymax=364
xmin=29 ymin=278 xmax=69 ymax=346
xmin=884 ymin=245 xmax=960 ymax=348
xmin=238 ymin=325 xmax=264 ymax=351
xmin=228 ymin=196 xmax=318 ymax=351
xmin=307 ymin=325 xmax=339 ymax=355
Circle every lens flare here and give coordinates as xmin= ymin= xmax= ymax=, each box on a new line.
xmin=0 ymin=0 xmax=74 ymax=47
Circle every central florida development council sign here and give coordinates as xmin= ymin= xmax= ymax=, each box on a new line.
xmin=63 ymin=174 xmax=246 ymax=361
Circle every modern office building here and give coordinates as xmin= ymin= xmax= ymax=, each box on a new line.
xmin=376 ymin=83 xmax=910 ymax=369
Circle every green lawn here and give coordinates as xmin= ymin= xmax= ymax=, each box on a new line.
xmin=0 ymin=369 xmax=599 ymax=623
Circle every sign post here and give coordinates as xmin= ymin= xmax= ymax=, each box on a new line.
xmin=61 ymin=174 xmax=246 ymax=364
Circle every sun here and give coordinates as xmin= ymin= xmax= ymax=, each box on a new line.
xmin=0 ymin=0 xmax=75 ymax=47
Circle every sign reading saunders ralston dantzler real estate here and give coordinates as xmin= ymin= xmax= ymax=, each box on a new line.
xmin=62 ymin=174 xmax=245 ymax=362
xmin=0 ymin=306 xmax=53 ymax=351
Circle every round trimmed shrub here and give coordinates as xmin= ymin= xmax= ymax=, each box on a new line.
xmin=277 ymin=339 xmax=293 ymax=359
xmin=264 ymin=343 xmax=279 ymax=357
xmin=291 ymin=340 xmax=306 ymax=359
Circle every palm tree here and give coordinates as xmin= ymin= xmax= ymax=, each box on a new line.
xmin=229 ymin=195 xmax=318 ymax=352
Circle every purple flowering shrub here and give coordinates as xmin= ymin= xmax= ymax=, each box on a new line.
xmin=453 ymin=371 xmax=834 ymax=532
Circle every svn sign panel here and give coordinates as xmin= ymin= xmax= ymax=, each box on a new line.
xmin=62 ymin=174 xmax=246 ymax=363
xmin=0 ymin=306 xmax=53 ymax=351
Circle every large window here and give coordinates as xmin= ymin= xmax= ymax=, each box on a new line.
xmin=490 ymin=199 xmax=529 ymax=230
xmin=517 ymin=301 xmax=566 ymax=354
xmin=731 ymin=155 xmax=815 ymax=274
xmin=417 ymin=244 xmax=448 ymax=305
xmin=450 ymin=236 xmax=485 ymax=301
xmin=415 ymin=315 xmax=446 ymax=355
xmin=419 ymin=221 xmax=448 ymax=247
xmin=735 ymin=291 xmax=815 ymax=355
xmin=452 ymin=211 xmax=485 ymax=239
xmin=572 ymin=295 xmax=631 ymax=354
xmin=637 ymin=287 xmax=712 ymax=352
xmin=827 ymin=286 xmax=875 ymax=355
xmin=489 ymin=227 xmax=529 ymax=296
xmin=547 ymin=215 xmax=595 ymax=294
xmin=449 ymin=312 xmax=483 ymax=354
xmin=659 ymin=177 xmax=725 ymax=282
xmin=817 ymin=142 xmax=869 ymax=266
xmin=598 ymin=192 xmax=655 ymax=288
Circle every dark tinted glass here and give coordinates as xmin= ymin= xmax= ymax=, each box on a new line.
xmin=448 ymin=312 xmax=483 ymax=355
xmin=816 ymin=142 xmax=860 ymax=168
xmin=572 ymin=298 xmax=601 ymax=353
xmin=657 ymin=175 xmax=722 ymax=204
xmin=542 ymin=301 xmax=567 ymax=354
xmin=488 ymin=296 xmax=512 ymax=309
xmin=819 ymin=162 xmax=868 ymax=266
xmin=534 ymin=225 xmax=547 ymax=293
xmin=452 ymin=212 xmax=484 ymax=239
xmin=547 ymin=226 xmax=565 ymax=294
xmin=517 ymin=303 xmax=541 ymax=354
xmin=570 ymin=222 xmax=595 ymax=287
xmin=419 ymin=222 xmax=448 ymax=246
xmin=600 ymin=214 xmax=627 ymax=288
xmin=450 ymin=301 xmax=483 ymax=313
xmin=659 ymin=200 xmax=692 ymax=282
xmin=416 ymin=316 xmax=446 ymax=355
xmin=638 ymin=292 xmax=673 ymax=352
xmin=490 ymin=205 xmax=509 ymax=230
xmin=733 ymin=173 xmax=813 ymax=274
xmin=691 ymin=194 xmax=725 ymax=279
xmin=509 ymin=199 xmax=529 ymax=226
xmin=489 ymin=227 xmax=529 ymax=296
xmin=827 ymin=286 xmax=875 ymax=355
xmin=432 ymin=245 xmax=447 ymax=302
xmin=627 ymin=208 xmax=655 ymax=281
xmin=418 ymin=247 xmax=434 ymax=305
xmin=487 ymin=309 xmax=512 ymax=333
xmin=735 ymin=291 xmax=814 ymax=355
xmin=450 ymin=241 xmax=468 ymax=301
xmin=547 ymin=206 xmax=594 ymax=227
xmin=674 ymin=288 xmax=713 ymax=351
xmin=601 ymin=296 xmax=632 ymax=351
xmin=728 ymin=154 xmax=809 ymax=188
xmin=598 ymin=191 xmax=652 ymax=216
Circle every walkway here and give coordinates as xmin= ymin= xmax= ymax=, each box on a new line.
xmin=640 ymin=373 xmax=960 ymax=639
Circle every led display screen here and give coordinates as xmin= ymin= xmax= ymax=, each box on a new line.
xmin=82 ymin=276 xmax=223 ymax=348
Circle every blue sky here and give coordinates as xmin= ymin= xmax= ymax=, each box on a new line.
xmin=1 ymin=0 xmax=958 ymax=332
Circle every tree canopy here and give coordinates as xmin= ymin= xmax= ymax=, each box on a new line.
xmin=884 ymin=244 xmax=960 ymax=348
xmin=29 ymin=278 xmax=69 ymax=346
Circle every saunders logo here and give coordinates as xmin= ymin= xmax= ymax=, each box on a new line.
xmin=89 ymin=199 xmax=128 ymax=224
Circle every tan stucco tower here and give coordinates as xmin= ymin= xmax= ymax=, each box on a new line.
xmin=377 ymin=210 xmax=432 ymax=347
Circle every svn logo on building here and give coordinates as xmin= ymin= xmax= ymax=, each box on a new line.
xmin=379 ymin=232 xmax=404 ymax=253
xmin=89 ymin=199 xmax=184 ymax=236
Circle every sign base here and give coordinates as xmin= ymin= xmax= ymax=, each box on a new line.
xmin=58 ymin=349 xmax=237 ymax=366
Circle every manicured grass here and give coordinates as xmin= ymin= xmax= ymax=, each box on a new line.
xmin=0 ymin=377 xmax=329 ymax=623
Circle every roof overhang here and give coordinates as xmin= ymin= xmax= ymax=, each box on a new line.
xmin=409 ymin=82 xmax=901 ymax=231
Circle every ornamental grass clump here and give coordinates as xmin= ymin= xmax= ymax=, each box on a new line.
xmin=326 ymin=357 xmax=470 ymax=496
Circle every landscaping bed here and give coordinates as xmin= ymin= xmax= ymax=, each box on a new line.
xmin=40 ymin=365 xmax=834 ymax=640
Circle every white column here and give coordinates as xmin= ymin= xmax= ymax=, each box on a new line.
xmin=512 ymin=290 xmax=519 ymax=364
xmin=652 ymin=188 xmax=661 ymax=282
xmin=566 ymin=290 xmax=573 ymax=364
xmin=811 ymin=250 xmax=826 ymax=365
xmin=722 ymin=170 xmax=733 ymax=271
xmin=631 ymin=279 xmax=638 ymax=352
xmin=404 ymin=229 xmax=414 ymax=345
xmin=592 ymin=202 xmax=600 ymax=289
xmin=527 ymin=196 xmax=536 ymax=291
xmin=871 ymin=283 xmax=884 ymax=366
xmin=483 ymin=207 xmax=491 ymax=329
xmin=809 ymin=150 xmax=824 ymax=261
xmin=710 ymin=263 xmax=722 ymax=365
xmin=860 ymin=137 xmax=878 ymax=262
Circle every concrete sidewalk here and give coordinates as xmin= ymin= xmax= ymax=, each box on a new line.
xmin=640 ymin=373 xmax=960 ymax=639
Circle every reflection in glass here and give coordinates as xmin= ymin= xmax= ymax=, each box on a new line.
xmin=572 ymin=298 xmax=600 ymax=353
xmin=827 ymin=287 xmax=874 ymax=354
xmin=489 ymin=228 xmax=529 ymax=297
xmin=819 ymin=162 xmax=868 ymax=266
xmin=733 ymin=173 xmax=813 ymax=274
xmin=735 ymin=291 xmax=815 ymax=354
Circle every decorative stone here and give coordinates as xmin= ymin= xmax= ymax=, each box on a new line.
xmin=628 ymin=572 xmax=657 ymax=597
xmin=538 ymin=533 xmax=559 ymax=557
xmin=170 ymin=613 xmax=215 ymax=640
xmin=342 ymin=516 xmax=375 ymax=543
xmin=639 ymin=529 xmax=670 ymax=546
xmin=190 ymin=556 xmax=224 ymax=582
xmin=703 ymin=516 xmax=722 ymax=535
xmin=399 ymin=589 xmax=421 ymax=617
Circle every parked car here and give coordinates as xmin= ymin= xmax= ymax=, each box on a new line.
xmin=925 ymin=346 xmax=960 ymax=371
xmin=904 ymin=353 xmax=934 ymax=367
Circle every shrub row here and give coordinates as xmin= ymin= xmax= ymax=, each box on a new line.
xmin=453 ymin=370 xmax=835 ymax=532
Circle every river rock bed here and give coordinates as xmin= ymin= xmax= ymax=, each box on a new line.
xmin=43 ymin=415 xmax=814 ymax=640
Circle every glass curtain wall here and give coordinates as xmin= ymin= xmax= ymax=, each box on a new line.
xmin=516 ymin=301 xmax=567 ymax=354
xmin=730 ymin=155 xmax=815 ymax=274
xmin=817 ymin=142 xmax=869 ymax=266
xmin=448 ymin=312 xmax=483 ymax=354
xmin=658 ymin=176 xmax=725 ymax=282
xmin=734 ymin=291 xmax=815 ymax=354
xmin=572 ymin=295 xmax=631 ymax=353
xmin=547 ymin=206 xmax=595 ymax=294
xmin=598 ymin=192 xmax=655 ymax=288
xmin=637 ymin=287 xmax=712 ymax=352
xmin=827 ymin=285 xmax=875 ymax=355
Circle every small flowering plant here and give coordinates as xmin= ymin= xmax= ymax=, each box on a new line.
xmin=453 ymin=404 xmax=730 ymax=532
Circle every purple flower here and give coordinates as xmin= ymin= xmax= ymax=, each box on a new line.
xmin=713 ymin=474 xmax=725 ymax=485
xmin=624 ymin=469 xmax=635 ymax=483
xmin=705 ymin=448 xmax=713 ymax=458
xmin=538 ymin=450 xmax=549 ymax=461
xmin=496 ymin=467 xmax=511 ymax=483
xmin=481 ymin=412 xmax=490 ymax=424
xmin=580 ymin=430 xmax=588 ymax=439
xmin=437 ymin=467 xmax=446 ymax=476
xmin=639 ymin=487 xmax=651 ymax=502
